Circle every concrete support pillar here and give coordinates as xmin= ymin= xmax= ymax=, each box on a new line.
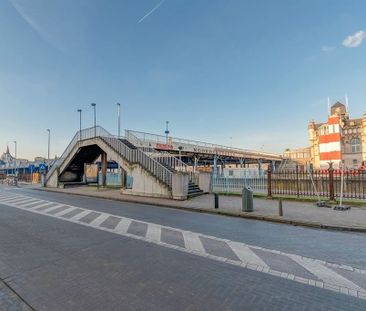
xmin=198 ymin=172 xmax=211 ymax=193
xmin=172 ymin=173 xmax=189 ymax=200
xmin=213 ymin=155 xmax=218 ymax=177
xmin=101 ymin=152 xmax=107 ymax=188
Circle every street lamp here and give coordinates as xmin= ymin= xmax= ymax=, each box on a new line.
xmin=165 ymin=121 xmax=170 ymax=144
xmin=117 ymin=103 xmax=121 ymax=138
xmin=91 ymin=103 xmax=96 ymax=137
xmin=46 ymin=129 xmax=50 ymax=169
xmin=77 ymin=109 xmax=82 ymax=140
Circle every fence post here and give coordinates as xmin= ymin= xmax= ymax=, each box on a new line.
xmin=296 ymin=165 xmax=300 ymax=198
xmin=267 ymin=165 xmax=272 ymax=198
xmin=328 ymin=162 xmax=335 ymax=201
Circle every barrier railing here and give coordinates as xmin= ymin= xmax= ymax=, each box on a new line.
xmin=126 ymin=130 xmax=189 ymax=173
xmin=46 ymin=126 xmax=112 ymax=182
xmin=100 ymin=136 xmax=173 ymax=188
xmin=126 ymin=129 xmax=282 ymax=160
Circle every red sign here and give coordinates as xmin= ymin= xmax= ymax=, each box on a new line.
xmin=156 ymin=143 xmax=173 ymax=150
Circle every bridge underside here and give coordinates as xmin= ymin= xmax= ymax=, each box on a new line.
xmin=59 ymin=144 xmax=103 ymax=183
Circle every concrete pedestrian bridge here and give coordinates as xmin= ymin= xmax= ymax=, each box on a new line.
xmin=46 ymin=126 xmax=282 ymax=200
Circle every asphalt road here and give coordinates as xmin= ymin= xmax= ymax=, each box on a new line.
xmin=1 ymin=185 xmax=366 ymax=310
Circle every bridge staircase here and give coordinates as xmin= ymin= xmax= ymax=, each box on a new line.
xmin=125 ymin=131 xmax=204 ymax=198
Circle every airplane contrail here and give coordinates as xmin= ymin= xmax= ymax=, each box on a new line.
xmin=8 ymin=0 xmax=63 ymax=51
xmin=138 ymin=0 xmax=166 ymax=24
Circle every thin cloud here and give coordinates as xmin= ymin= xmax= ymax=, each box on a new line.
xmin=321 ymin=45 xmax=336 ymax=53
xmin=342 ymin=30 xmax=365 ymax=48
xmin=9 ymin=0 xmax=63 ymax=51
xmin=138 ymin=0 xmax=166 ymax=24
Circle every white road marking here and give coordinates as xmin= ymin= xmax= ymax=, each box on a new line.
xmin=0 ymin=197 xmax=31 ymax=204
xmin=290 ymin=255 xmax=363 ymax=291
xmin=228 ymin=241 xmax=269 ymax=268
xmin=182 ymin=231 xmax=205 ymax=253
xmin=17 ymin=199 xmax=44 ymax=207
xmin=53 ymin=206 xmax=78 ymax=217
xmin=114 ymin=218 xmax=132 ymax=234
xmin=88 ymin=213 xmax=110 ymax=227
xmin=29 ymin=202 xmax=54 ymax=210
xmin=70 ymin=210 xmax=92 ymax=221
xmin=42 ymin=204 xmax=65 ymax=213
xmin=146 ymin=224 xmax=161 ymax=242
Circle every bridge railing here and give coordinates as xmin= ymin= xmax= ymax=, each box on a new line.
xmin=126 ymin=130 xmax=190 ymax=173
xmin=126 ymin=129 xmax=281 ymax=160
xmin=46 ymin=126 xmax=112 ymax=182
xmin=101 ymin=136 xmax=172 ymax=188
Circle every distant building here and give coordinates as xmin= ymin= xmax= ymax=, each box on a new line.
xmin=0 ymin=145 xmax=14 ymax=165
xmin=283 ymin=147 xmax=311 ymax=168
xmin=308 ymin=102 xmax=366 ymax=169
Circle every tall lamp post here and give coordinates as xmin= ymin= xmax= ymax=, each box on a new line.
xmin=77 ymin=109 xmax=82 ymax=140
xmin=165 ymin=121 xmax=170 ymax=144
xmin=46 ymin=129 xmax=50 ymax=170
xmin=91 ymin=103 xmax=96 ymax=137
xmin=117 ymin=103 xmax=121 ymax=138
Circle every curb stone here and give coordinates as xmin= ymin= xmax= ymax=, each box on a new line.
xmin=33 ymin=187 xmax=366 ymax=233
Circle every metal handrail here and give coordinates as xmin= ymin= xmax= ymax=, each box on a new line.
xmin=126 ymin=130 xmax=190 ymax=173
xmin=125 ymin=129 xmax=282 ymax=159
xmin=46 ymin=126 xmax=112 ymax=182
xmin=101 ymin=136 xmax=173 ymax=187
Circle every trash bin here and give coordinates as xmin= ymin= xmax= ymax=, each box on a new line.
xmin=242 ymin=186 xmax=253 ymax=212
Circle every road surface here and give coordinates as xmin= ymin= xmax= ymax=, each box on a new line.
xmin=1 ymin=185 xmax=366 ymax=310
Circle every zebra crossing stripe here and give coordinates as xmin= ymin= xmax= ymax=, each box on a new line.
xmin=289 ymin=255 xmax=362 ymax=291
xmin=182 ymin=231 xmax=205 ymax=253
xmin=29 ymin=202 xmax=54 ymax=210
xmin=42 ymin=204 xmax=66 ymax=214
xmin=0 ymin=197 xmax=29 ymax=204
xmin=70 ymin=210 xmax=92 ymax=221
xmin=17 ymin=199 xmax=44 ymax=207
xmin=114 ymin=218 xmax=132 ymax=234
xmin=146 ymin=224 xmax=161 ymax=242
xmin=53 ymin=206 xmax=78 ymax=217
xmin=227 ymin=241 xmax=269 ymax=268
xmin=88 ymin=213 xmax=110 ymax=227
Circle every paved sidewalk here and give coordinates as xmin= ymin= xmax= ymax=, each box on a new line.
xmin=27 ymin=185 xmax=366 ymax=232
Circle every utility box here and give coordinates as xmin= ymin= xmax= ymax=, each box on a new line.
xmin=242 ymin=186 xmax=254 ymax=212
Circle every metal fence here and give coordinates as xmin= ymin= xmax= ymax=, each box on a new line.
xmin=211 ymin=175 xmax=267 ymax=195
xmin=269 ymin=167 xmax=366 ymax=201
xmin=211 ymin=166 xmax=366 ymax=201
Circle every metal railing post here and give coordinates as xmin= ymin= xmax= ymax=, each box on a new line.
xmin=328 ymin=162 xmax=335 ymax=201
xmin=267 ymin=166 xmax=272 ymax=198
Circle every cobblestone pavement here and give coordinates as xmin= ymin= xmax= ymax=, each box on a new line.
xmin=1 ymin=187 xmax=366 ymax=310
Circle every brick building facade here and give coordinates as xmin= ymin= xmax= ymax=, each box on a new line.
xmin=308 ymin=102 xmax=366 ymax=169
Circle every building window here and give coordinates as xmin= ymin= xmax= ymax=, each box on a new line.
xmin=353 ymin=159 xmax=358 ymax=168
xmin=351 ymin=138 xmax=361 ymax=153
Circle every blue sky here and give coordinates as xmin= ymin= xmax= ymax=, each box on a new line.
xmin=1 ymin=0 xmax=366 ymax=159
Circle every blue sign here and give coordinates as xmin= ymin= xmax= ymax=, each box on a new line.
xmin=39 ymin=163 xmax=47 ymax=171
xmin=28 ymin=164 xmax=35 ymax=172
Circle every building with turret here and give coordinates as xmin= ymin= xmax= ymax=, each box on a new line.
xmin=308 ymin=102 xmax=366 ymax=169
